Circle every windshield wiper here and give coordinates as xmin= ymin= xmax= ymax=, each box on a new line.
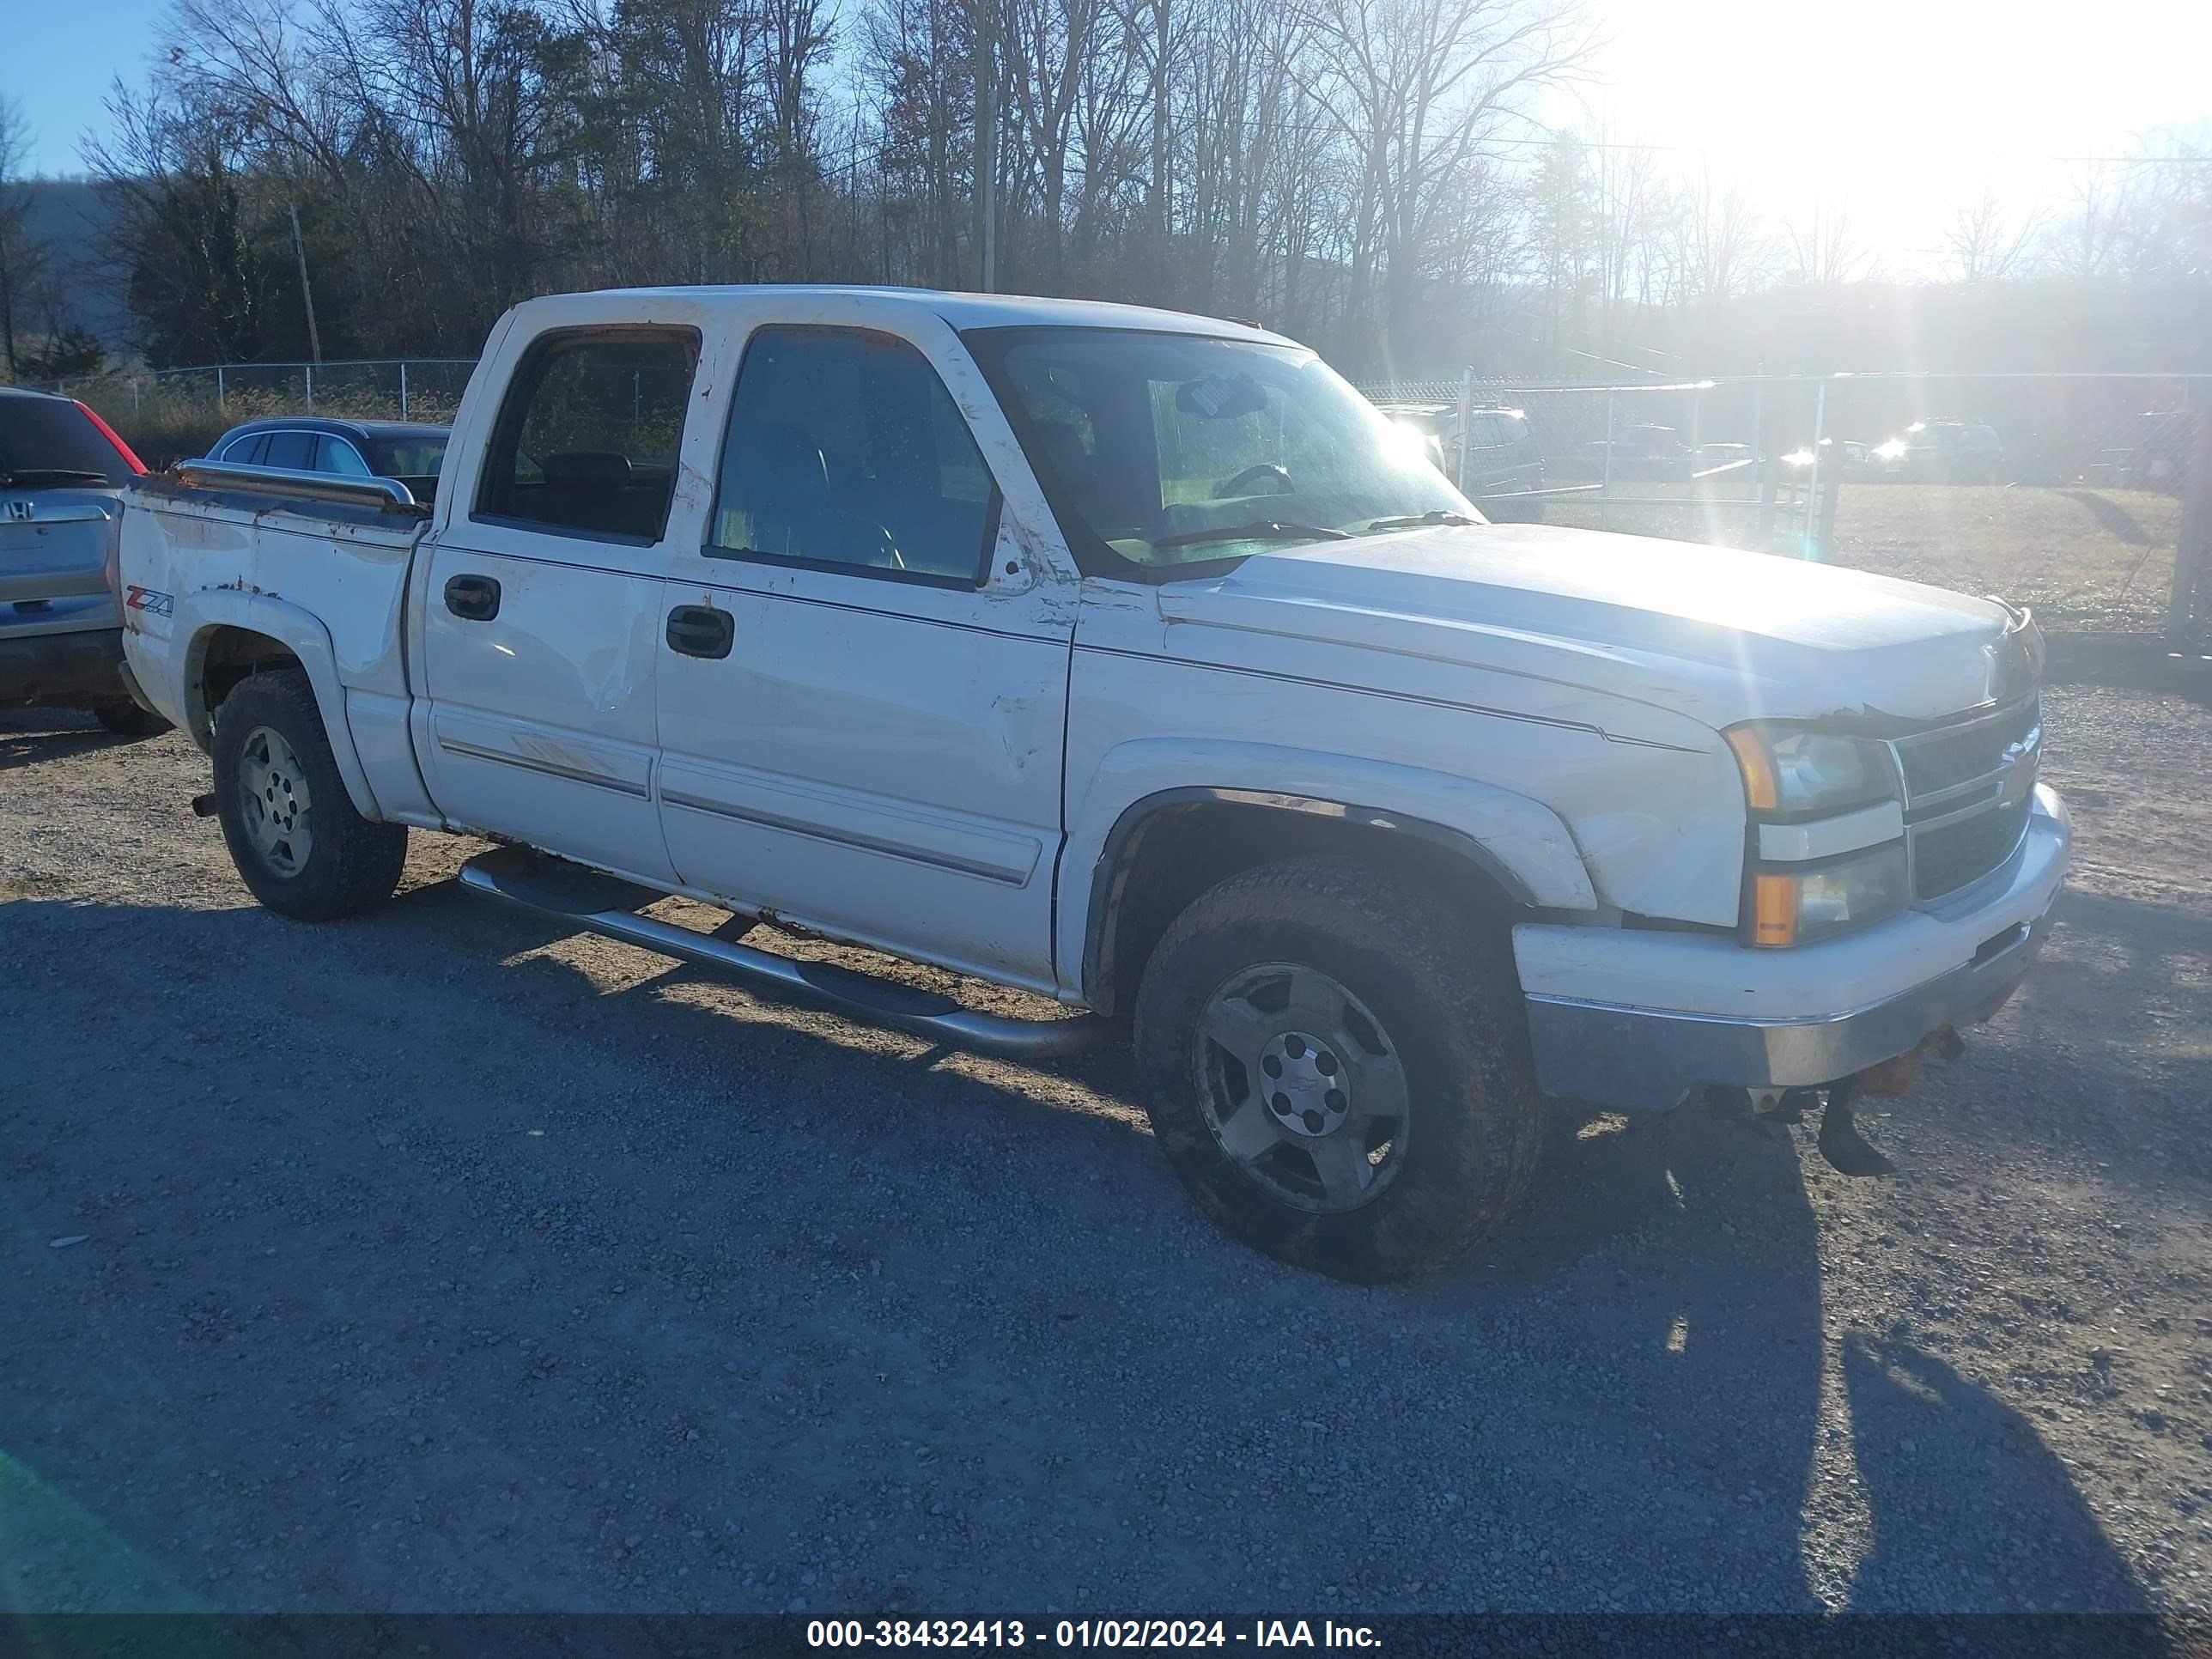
xmin=1152 ymin=520 xmax=1353 ymax=551
xmin=0 ymin=468 xmax=112 ymax=488
xmin=1359 ymin=510 xmax=1478 ymax=533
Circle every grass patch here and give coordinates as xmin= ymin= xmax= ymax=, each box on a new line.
xmin=1827 ymin=485 xmax=2179 ymax=633
xmin=1536 ymin=482 xmax=2179 ymax=633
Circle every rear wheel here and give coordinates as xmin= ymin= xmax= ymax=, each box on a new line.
xmin=1133 ymin=856 xmax=1547 ymax=1281
xmin=212 ymin=668 xmax=407 ymax=920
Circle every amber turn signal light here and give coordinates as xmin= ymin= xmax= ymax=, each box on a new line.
xmin=1726 ymin=726 xmax=1779 ymax=811
xmin=1752 ymin=874 xmax=1798 ymax=947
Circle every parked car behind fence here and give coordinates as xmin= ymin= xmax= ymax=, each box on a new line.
xmin=1372 ymin=402 xmax=1545 ymax=520
xmin=210 ymin=417 xmax=452 ymax=504
xmin=1869 ymin=420 xmax=2004 ymax=484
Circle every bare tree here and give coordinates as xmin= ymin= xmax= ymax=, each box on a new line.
xmin=1785 ymin=193 xmax=1862 ymax=286
xmin=1668 ymin=166 xmax=1767 ymax=307
xmin=1286 ymin=0 xmax=1592 ymax=357
xmin=0 ymin=96 xmax=53 ymax=375
xmin=1943 ymin=191 xmax=2040 ymax=283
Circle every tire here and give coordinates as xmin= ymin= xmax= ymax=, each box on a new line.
xmin=93 ymin=700 xmax=171 ymax=738
xmin=1133 ymin=856 xmax=1547 ymax=1282
xmin=211 ymin=667 xmax=407 ymax=921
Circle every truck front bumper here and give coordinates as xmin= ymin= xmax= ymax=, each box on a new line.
xmin=1516 ymin=785 xmax=2071 ymax=1112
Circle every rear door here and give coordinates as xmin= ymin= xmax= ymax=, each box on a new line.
xmin=414 ymin=326 xmax=702 ymax=883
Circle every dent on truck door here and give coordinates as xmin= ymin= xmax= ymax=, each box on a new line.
xmin=655 ymin=324 xmax=1073 ymax=988
xmin=416 ymin=327 xmax=700 ymax=882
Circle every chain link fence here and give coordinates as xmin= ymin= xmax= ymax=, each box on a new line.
xmin=50 ymin=359 xmax=479 ymax=471
xmin=44 ymin=356 xmax=2212 ymax=649
xmin=1358 ymin=371 xmax=2212 ymax=648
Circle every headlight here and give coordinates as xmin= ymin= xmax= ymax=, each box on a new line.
xmin=1750 ymin=842 xmax=1908 ymax=947
xmin=1724 ymin=722 xmax=1895 ymax=815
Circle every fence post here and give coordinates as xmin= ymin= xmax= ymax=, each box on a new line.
xmin=1455 ymin=368 xmax=1474 ymax=495
xmin=2166 ymin=391 xmax=2212 ymax=654
xmin=306 ymin=362 xmax=314 ymax=410
xmin=399 ymin=362 xmax=410 ymax=422
xmin=1601 ymin=395 xmax=1616 ymax=532
xmin=132 ymin=378 xmax=141 ymax=416
xmin=1816 ymin=459 xmax=1843 ymax=562
xmin=216 ymin=366 xmax=226 ymax=410
xmin=1804 ymin=381 xmax=1828 ymax=559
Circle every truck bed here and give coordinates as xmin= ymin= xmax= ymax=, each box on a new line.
xmin=118 ymin=461 xmax=434 ymax=823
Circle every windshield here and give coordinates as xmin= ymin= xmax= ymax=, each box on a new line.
xmin=964 ymin=327 xmax=1477 ymax=574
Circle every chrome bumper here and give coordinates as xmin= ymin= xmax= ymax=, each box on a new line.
xmin=1522 ymin=798 xmax=2068 ymax=1113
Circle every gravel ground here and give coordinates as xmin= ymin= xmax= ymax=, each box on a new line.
xmin=3 ymin=671 xmax=2209 ymax=1618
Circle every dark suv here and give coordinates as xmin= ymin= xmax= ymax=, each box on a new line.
xmin=1374 ymin=402 xmax=1545 ymax=521
xmin=209 ymin=416 xmax=451 ymax=503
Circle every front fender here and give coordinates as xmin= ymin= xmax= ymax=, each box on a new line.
xmin=178 ymin=589 xmax=384 ymax=822
xmin=1057 ymin=738 xmax=1598 ymax=997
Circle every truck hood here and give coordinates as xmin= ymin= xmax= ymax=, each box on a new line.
xmin=1161 ymin=522 xmax=2029 ymax=728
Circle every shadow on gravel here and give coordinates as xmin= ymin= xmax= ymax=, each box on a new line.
xmin=0 ymin=885 xmax=2164 ymax=1614
xmin=1843 ymin=1337 xmax=2151 ymax=1612
xmin=0 ymin=709 xmax=125 ymax=774
xmin=1935 ymin=888 xmax=2212 ymax=1192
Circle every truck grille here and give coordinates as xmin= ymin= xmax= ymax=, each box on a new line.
xmin=1890 ymin=696 xmax=2039 ymax=900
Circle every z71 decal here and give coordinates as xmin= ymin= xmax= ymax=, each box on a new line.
xmin=125 ymin=586 xmax=173 ymax=617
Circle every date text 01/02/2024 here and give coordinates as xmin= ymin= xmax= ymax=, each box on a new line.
xmin=805 ymin=1620 xmax=1382 ymax=1649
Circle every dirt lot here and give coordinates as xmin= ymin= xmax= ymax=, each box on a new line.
xmin=3 ymin=667 xmax=2211 ymax=1619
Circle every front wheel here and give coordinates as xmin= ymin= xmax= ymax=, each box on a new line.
xmin=212 ymin=668 xmax=407 ymax=920
xmin=1133 ymin=857 xmax=1547 ymax=1281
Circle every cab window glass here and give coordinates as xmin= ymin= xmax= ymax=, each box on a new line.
xmin=709 ymin=327 xmax=999 ymax=586
xmin=477 ymin=330 xmax=700 ymax=542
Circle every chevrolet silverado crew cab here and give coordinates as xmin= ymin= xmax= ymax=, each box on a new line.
xmin=116 ymin=287 xmax=2069 ymax=1281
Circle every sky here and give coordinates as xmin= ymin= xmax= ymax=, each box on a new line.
xmin=1559 ymin=0 xmax=2212 ymax=266
xmin=6 ymin=0 xmax=2210 ymax=267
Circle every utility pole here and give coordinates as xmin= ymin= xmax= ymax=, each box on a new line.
xmin=287 ymin=198 xmax=323 ymax=365
xmin=972 ymin=0 xmax=997 ymax=292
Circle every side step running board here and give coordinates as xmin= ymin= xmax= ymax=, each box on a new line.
xmin=456 ymin=848 xmax=1113 ymax=1061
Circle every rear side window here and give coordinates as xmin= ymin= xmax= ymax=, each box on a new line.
xmin=221 ymin=433 xmax=269 ymax=466
xmin=708 ymin=326 xmax=1000 ymax=586
xmin=476 ymin=329 xmax=700 ymax=543
xmin=318 ymin=435 xmax=373 ymax=476
xmin=0 ymin=394 xmax=134 ymax=485
xmin=262 ymin=431 xmax=316 ymax=471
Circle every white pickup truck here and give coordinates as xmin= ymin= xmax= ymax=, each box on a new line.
xmin=117 ymin=286 xmax=2069 ymax=1280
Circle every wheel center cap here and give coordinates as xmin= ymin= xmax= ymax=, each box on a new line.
xmin=1257 ymin=1030 xmax=1350 ymax=1138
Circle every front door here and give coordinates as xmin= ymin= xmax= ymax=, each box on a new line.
xmin=416 ymin=326 xmax=702 ymax=883
xmin=656 ymin=322 xmax=1074 ymax=990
